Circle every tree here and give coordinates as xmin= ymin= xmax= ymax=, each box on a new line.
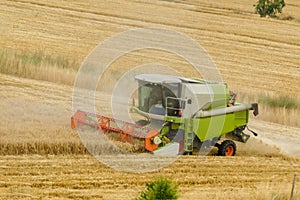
xmin=254 ymin=0 xmax=285 ymax=18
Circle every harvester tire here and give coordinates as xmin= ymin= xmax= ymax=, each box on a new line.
xmin=218 ymin=140 xmax=236 ymax=156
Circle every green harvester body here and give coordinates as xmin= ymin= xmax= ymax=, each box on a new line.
xmin=134 ymin=74 xmax=258 ymax=155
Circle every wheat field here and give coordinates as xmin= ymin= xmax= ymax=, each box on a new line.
xmin=1 ymin=0 xmax=300 ymax=126
xmin=0 ymin=155 xmax=299 ymax=199
xmin=1 ymin=62 xmax=300 ymax=199
xmin=1 ymin=0 xmax=300 ymax=96
xmin=1 ymin=0 xmax=300 ymax=199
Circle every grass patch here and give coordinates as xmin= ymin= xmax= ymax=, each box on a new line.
xmin=258 ymin=95 xmax=299 ymax=109
xmin=18 ymin=50 xmax=75 ymax=70
xmin=234 ymin=91 xmax=300 ymax=127
xmin=0 ymin=47 xmax=79 ymax=85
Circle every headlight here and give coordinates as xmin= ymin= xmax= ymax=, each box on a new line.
xmin=153 ymin=136 xmax=162 ymax=145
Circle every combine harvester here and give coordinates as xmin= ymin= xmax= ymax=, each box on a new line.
xmin=71 ymin=74 xmax=258 ymax=156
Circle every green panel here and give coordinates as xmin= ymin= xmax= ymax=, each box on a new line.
xmin=207 ymin=84 xmax=230 ymax=110
xmin=160 ymin=124 xmax=170 ymax=135
xmin=193 ymin=114 xmax=235 ymax=141
xmin=165 ymin=116 xmax=183 ymax=123
xmin=234 ymin=110 xmax=249 ymax=128
xmin=164 ymin=109 xmax=250 ymax=143
xmin=171 ymin=123 xmax=180 ymax=130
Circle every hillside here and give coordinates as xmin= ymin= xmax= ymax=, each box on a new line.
xmin=1 ymin=0 xmax=300 ymax=97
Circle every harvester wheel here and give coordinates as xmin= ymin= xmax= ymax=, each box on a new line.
xmin=183 ymin=151 xmax=192 ymax=155
xmin=218 ymin=140 xmax=236 ymax=156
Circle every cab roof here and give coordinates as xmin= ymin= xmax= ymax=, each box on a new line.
xmin=135 ymin=74 xmax=208 ymax=84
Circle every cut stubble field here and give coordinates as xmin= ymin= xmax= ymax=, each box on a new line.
xmin=1 ymin=73 xmax=300 ymax=199
xmin=0 ymin=155 xmax=300 ymax=199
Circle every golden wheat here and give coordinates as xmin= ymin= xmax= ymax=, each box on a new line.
xmin=0 ymin=155 xmax=299 ymax=199
xmin=0 ymin=0 xmax=299 ymax=99
xmin=0 ymin=47 xmax=78 ymax=85
xmin=1 ymin=0 xmax=300 ymax=127
xmin=0 ymin=141 xmax=87 ymax=155
xmin=236 ymin=91 xmax=300 ymax=127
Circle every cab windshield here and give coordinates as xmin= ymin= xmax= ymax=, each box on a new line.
xmin=138 ymin=81 xmax=180 ymax=115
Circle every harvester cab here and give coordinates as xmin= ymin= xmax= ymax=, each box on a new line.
xmin=71 ymin=74 xmax=258 ymax=156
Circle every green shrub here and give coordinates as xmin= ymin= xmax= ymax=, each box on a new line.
xmin=254 ymin=0 xmax=285 ymax=18
xmin=135 ymin=177 xmax=178 ymax=200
